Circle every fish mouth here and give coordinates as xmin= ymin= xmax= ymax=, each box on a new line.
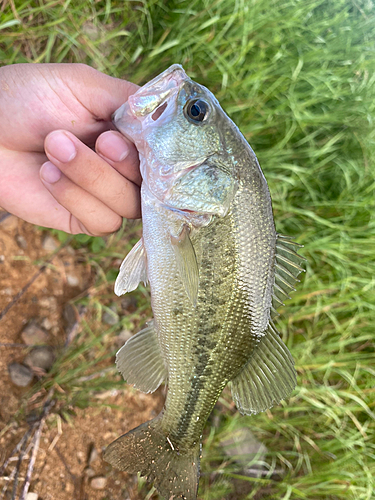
xmin=112 ymin=64 xmax=188 ymax=137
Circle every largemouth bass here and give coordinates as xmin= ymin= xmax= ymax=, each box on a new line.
xmin=104 ymin=65 xmax=304 ymax=499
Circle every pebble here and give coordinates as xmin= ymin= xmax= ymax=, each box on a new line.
xmin=66 ymin=245 xmax=75 ymax=255
xmin=21 ymin=323 xmax=49 ymax=345
xmin=63 ymin=303 xmax=77 ymax=332
xmin=102 ymin=305 xmax=119 ymax=326
xmin=41 ymin=318 xmax=54 ymax=331
xmin=120 ymin=296 xmax=138 ymax=311
xmin=66 ymin=273 xmax=80 ymax=287
xmin=42 ymin=235 xmax=58 ymax=252
xmin=117 ymin=329 xmax=132 ymax=345
xmin=25 ymin=493 xmax=38 ymax=500
xmin=220 ymin=427 xmax=268 ymax=477
xmin=24 ymin=346 xmax=55 ymax=371
xmin=65 ymin=482 xmax=73 ymax=493
xmin=8 ymin=363 xmax=33 ymax=387
xmin=88 ymin=446 xmax=99 ymax=464
xmin=26 ymin=493 xmax=38 ymax=500
xmin=90 ymin=476 xmax=107 ymax=490
xmin=0 ymin=213 xmax=18 ymax=230
xmin=85 ymin=467 xmax=95 ymax=478
xmin=39 ymin=296 xmax=57 ymax=310
xmin=15 ymin=234 xmax=27 ymax=249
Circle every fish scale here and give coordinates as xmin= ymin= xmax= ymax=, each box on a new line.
xmin=104 ymin=65 xmax=304 ymax=500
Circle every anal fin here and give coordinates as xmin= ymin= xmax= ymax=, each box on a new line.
xmin=231 ymin=322 xmax=296 ymax=415
xmin=114 ymin=238 xmax=148 ymax=297
xmin=116 ymin=321 xmax=167 ymax=393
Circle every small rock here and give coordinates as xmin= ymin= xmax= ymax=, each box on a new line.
xmin=117 ymin=329 xmax=132 ymax=345
xmin=102 ymin=305 xmax=119 ymax=326
xmin=26 ymin=493 xmax=38 ymax=500
xmin=21 ymin=323 xmax=49 ymax=345
xmin=95 ymin=389 xmax=119 ymax=400
xmin=15 ymin=234 xmax=27 ymax=249
xmin=63 ymin=303 xmax=77 ymax=332
xmin=220 ymin=427 xmax=268 ymax=477
xmin=42 ymin=235 xmax=58 ymax=252
xmin=8 ymin=363 xmax=33 ymax=387
xmin=66 ymin=273 xmax=80 ymax=287
xmin=90 ymin=476 xmax=107 ymax=490
xmin=41 ymin=318 xmax=54 ymax=331
xmin=65 ymin=482 xmax=74 ymax=493
xmin=0 ymin=255 xmax=4 ymax=263
xmin=66 ymin=245 xmax=75 ymax=255
xmin=85 ymin=467 xmax=95 ymax=478
xmin=24 ymin=346 xmax=55 ymax=371
xmin=212 ymin=414 xmax=221 ymax=428
xmin=39 ymin=296 xmax=57 ymax=310
xmin=0 ymin=213 xmax=18 ymax=230
xmin=88 ymin=446 xmax=99 ymax=464
xmin=120 ymin=296 xmax=138 ymax=311
xmin=103 ymin=431 xmax=115 ymax=441
xmin=76 ymin=451 xmax=85 ymax=463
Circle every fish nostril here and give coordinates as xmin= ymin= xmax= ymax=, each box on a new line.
xmin=152 ymin=102 xmax=168 ymax=121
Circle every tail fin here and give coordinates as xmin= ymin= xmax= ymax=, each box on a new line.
xmin=104 ymin=416 xmax=201 ymax=500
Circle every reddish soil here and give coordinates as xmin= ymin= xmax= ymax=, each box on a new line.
xmin=0 ymin=212 xmax=163 ymax=500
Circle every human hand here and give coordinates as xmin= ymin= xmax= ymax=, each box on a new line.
xmin=0 ymin=63 xmax=141 ymax=235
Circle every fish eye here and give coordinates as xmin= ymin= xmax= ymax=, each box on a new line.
xmin=184 ymin=99 xmax=209 ymax=123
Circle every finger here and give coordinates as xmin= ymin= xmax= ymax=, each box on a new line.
xmin=0 ymin=148 xmax=83 ymax=233
xmin=44 ymin=130 xmax=141 ymax=219
xmin=40 ymin=161 xmax=122 ymax=236
xmin=0 ymin=63 xmax=138 ymax=152
xmin=95 ymin=130 xmax=142 ymax=186
xmin=58 ymin=64 xmax=139 ymax=121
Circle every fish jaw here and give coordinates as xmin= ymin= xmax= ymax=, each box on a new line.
xmin=112 ymin=66 xmax=236 ymax=218
xmin=113 ymin=64 xmax=204 ymax=200
xmin=112 ymin=64 xmax=188 ymax=144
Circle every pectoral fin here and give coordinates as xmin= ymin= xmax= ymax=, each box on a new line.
xmin=170 ymin=226 xmax=199 ymax=307
xmin=231 ymin=321 xmax=296 ymax=415
xmin=116 ymin=320 xmax=167 ymax=394
xmin=114 ymin=238 xmax=148 ymax=296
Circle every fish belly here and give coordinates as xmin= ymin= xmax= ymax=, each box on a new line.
xmin=142 ymin=185 xmax=276 ymax=450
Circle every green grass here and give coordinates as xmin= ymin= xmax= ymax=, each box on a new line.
xmin=1 ymin=0 xmax=375 ymax=499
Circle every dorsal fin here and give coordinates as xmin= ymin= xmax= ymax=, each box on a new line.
xmin=272 ymin=234 xmax=305 ymax=315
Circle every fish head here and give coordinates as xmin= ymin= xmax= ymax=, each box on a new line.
xmin=113 ymin=65 xmax=238 ymax=216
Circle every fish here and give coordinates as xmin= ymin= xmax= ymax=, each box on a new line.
xmin=104 ymin=64 xmax=304 ymax=499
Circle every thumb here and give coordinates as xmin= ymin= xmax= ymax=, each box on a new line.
xmin=56 ymin=63 xmax=139 ymax=122
xmin=0 ymin=63 xmax=139 ymax=151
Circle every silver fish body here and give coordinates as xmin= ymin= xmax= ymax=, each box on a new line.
xmin=104 ymin=65 xmax=304 ymax=499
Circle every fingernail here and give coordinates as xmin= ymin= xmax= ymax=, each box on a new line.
xmin=46 ymin=131 xmax=77 ymax=163
xmin=97 ymin=132 xmax=129 ymax=162
xmin=40 ymin=161 xmax=62 ymax=184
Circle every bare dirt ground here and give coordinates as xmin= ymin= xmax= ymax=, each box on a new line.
xmin=0 ymin=212 xmax=163 ymax=500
